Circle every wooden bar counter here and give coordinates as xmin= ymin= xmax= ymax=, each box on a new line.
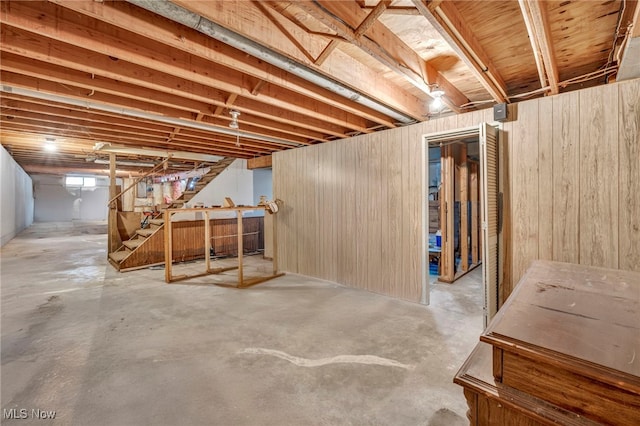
xmin=455 ymin=260 xmax=640 ymax=425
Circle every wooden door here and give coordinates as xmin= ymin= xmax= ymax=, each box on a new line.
xmin=480 ymin=123 xmax=499 ymax=326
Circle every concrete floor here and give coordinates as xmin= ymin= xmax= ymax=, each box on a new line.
xmin=1 ymin=222 xmax=483 ymax=426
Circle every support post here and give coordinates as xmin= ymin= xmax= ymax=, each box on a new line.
xmin=237 ymin=209 xmax=244 ymax=286
xmin=108 ymin=153 xmax=118 ymax=253
xmin=440 ymin=145 xmax=455 ymax=283
xmin=470 ymin=161 xmax=480 ymax=265
xmin=204 ymin=210 xmax=211 ymax=273
xmin=164 ymin=211 xmax=172 ymax=282
xmin=272 ymin=210 xmax=278 ymax=275
xmin=460 ymin=144 xmax=469 ymax=272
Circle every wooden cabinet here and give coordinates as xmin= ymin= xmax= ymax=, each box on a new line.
xmin=455 ymin=260 xmax=640 ymax=425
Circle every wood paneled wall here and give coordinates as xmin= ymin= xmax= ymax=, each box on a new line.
xmin=503 ymin=78 xmax=640 ymax=292
xmin=273 ymin=78 xmax=639 ymax=303
xmin=119 ymin=217 xmax=264 ymax=270
xmin=273 ymin=109 xmax=492 ymax=303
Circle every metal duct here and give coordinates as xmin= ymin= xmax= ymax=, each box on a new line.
xmin=126 ymin=0 xmax=415 ymax=124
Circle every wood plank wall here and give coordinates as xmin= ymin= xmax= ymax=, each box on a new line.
xmin=273 ymin=108 xmax=492 ymax=303
xmin=502 ymin=78 xmax=640 ymax=296
xmin=119 ymin=217 xmax=264 ymax=270
xmin=273 ymin=78 xmax=640 ymax=303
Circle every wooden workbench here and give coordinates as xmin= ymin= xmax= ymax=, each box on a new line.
xmin=455 ymin=260 xmax=640 ymax=425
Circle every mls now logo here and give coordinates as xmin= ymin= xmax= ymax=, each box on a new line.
xmin=3 ymin=408 xmax=56 ymax=419
xmin=3 ymin=409 xmax=27 ymax=419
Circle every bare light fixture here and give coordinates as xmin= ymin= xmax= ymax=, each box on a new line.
xmin=229 ymin=110 xmax=241 ymax=147
xmin=431 ymin=89 xmax=445 ymax=111
xmin=44 ymin=137 xmax=57 ymax=152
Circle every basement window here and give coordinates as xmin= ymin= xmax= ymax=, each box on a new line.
xmin=65 ymin=176 xmax=96 ymax=188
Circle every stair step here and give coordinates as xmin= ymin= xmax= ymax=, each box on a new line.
xmin=183 ymin=190 xmax=196 ymax=195
xmin=123 ymin=239 xmax=144 ymax=250
xmin=109 ymin=251 xmax=129 ymax=263
xmin=149 ymin=219 xmax=164 ymax=226
xmin=136 ymin=228 xmax=155 ymax=238
xmin=172 ymin=199 xmax=185 ymax=204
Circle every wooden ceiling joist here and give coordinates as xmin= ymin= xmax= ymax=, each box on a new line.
xmin=291 ymin=0 xmax=468 ymax=112
xmin=412 ymin=0 xmax=509 ymax=103
xmin=296 ymin=0 xmax=430 ymax=92
xmin=47 ymin=0 xmax=401 ymax=128
xmin=0 ymin=54 xmax=344 ymax=141
xmin=171 ymin=0 xmax=430 ymax=121
xmin=0 ymin=2 xmax=376 ymax=133
xmin=519 ymin=0 xmax=559 ymax=94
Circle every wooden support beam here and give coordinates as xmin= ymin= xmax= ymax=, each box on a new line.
xmin=440 ymin=145 xmax=455 ymax=283
xmin=108 ymin=153 xmax=119 ymax=253
xmin=412 ymin=0 xmax=509 ymax=103
xmin=424 ymin=60 xmax=470 ymax=113
xmin=252 ymin=0 xmax=316 ymax=63
xmin=617 ymin=0 xmax=640 ymax=80
xmin=237 ymin=209 xmax=244 ymax=286
xmin=354 ymin=0 xmax=391 ymax=38
xmin=460 ymin=144 xmax=469 ymax=272
xmin=361 ymin=5 xmax=420 ymax=15
xmin=173 ymin=0 xmax=430 ymax=121
xmin=519 ymin=0 xmax=558 ymax=94
xmin=247 ymin=155 xmax=273 ymax=169
xmin=21 ymin=164 xmax=145 ymax=177
xmin=621 ymin=0 xmax=640 ymax=37
xmin=297 ymin=1 xmax=417 ymax=92
xmin=250 ymin=80 xmax=267 ymax=96
xmin=297 ymin=0 xmax=468 ymax=112
xmin=314 ymin=40 xmax=340 ymax=65
xmin=470 ymin=161 xmax=479 ymax=265
xmin=164 ymin=211 xmax=172 ymax=282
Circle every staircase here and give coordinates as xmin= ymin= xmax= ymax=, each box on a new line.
xmin=108 ymin=157 xmax=235 ymax=271
xmin=167 ymin=157 xmax=235 ymax=209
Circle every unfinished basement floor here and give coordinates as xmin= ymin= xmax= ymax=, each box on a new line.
xmin=1 ymin=222 xmax=483 ymax=426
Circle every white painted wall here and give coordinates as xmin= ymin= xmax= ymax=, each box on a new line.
xmin=173 ymin=159 xmax=262 ymax=220
xmin=32 ymin=174 xmax=110 ymax=222
xmin=253 ymin=168 xmax=273 ymax=208
xmin=1 ymin=145 xmax=34 ymax=246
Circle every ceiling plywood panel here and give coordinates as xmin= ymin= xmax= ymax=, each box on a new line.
xmin=454 ymin=0 xmax=540 ymax=95
xmin=547 ymin=0 xmax=621 ymax=82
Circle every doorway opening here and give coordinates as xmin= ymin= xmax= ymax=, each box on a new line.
xmin=423 ymin=124 xmax=499 ymax=327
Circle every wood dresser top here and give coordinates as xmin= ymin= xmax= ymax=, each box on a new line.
xmin=481 ymin=260 xmax=640 ymax=378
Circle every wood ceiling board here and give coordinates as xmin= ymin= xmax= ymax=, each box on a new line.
xmin=173 ymin=0 xmax=430 ymax=120
xmin=453 ymin=0 xmax=540 ymax=96
xmin=546 ymin=0 xmax=621 ymax=83
xmin=379 ymin=11 xmax=490 ymax=104
xmin=411 ymin=0 xmax=508 ymax=103
xmin=293 ymin=0 xmax=468 ymax=111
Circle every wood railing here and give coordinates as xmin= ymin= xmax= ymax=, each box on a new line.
xmin=108 ymin=158 xmax=170 ymax=207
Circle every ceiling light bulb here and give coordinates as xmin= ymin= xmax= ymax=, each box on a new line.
xmin=44 ymin=142 xmax=57 ymax=152
xmin=432 ymin=97 xmax=443 ymax=110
